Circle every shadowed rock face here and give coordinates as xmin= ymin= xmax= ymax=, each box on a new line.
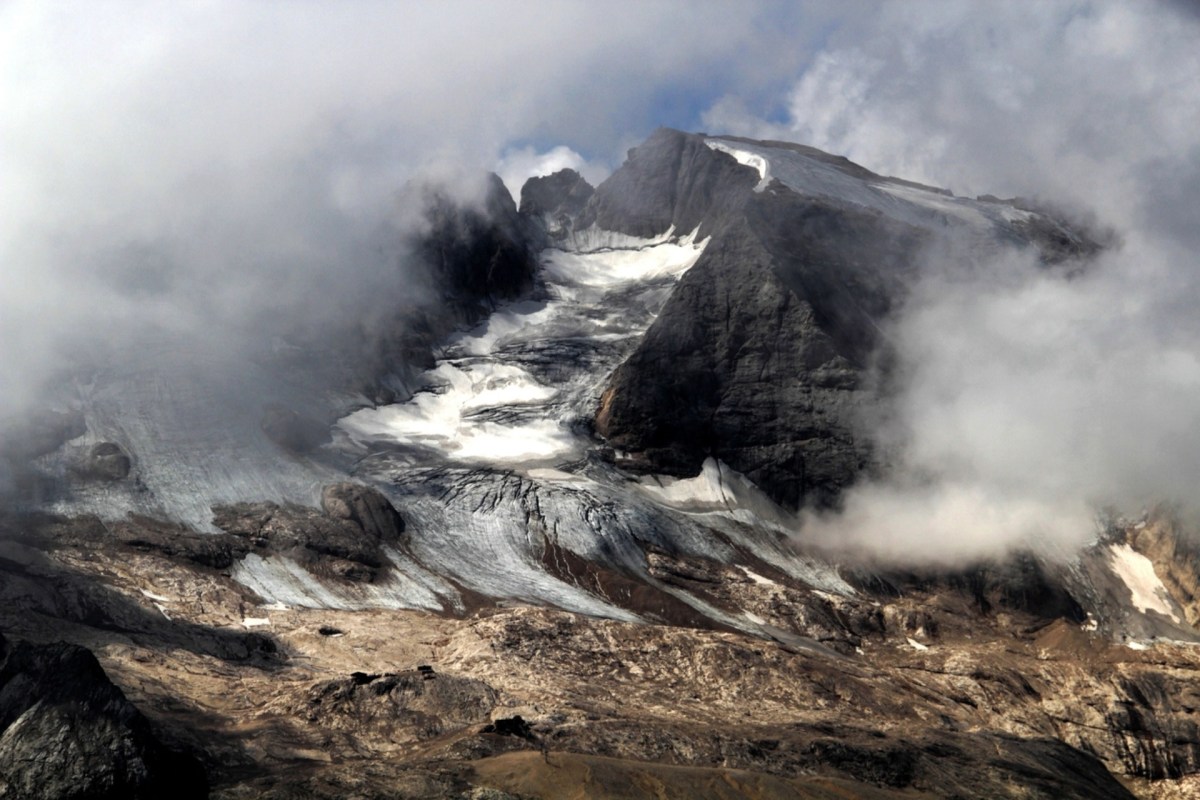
xmin=321 ymin=482 xmax=406 ymax=542
xmin=72 ymin=442 xmax=132 ymax=481
xmin=518 ymin=168 xmax=594 ymax=235
xmin=590 ymin=128 xmax=1095 ymax=509
xmin=0 ymin=634 xmax=206 ymax=800
xmin=362 ymin=171 xmax=545 ymax=391
xmin=415 ymin=173 xmax=541 ymax=316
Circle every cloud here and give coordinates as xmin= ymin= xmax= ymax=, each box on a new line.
xmin=706 ymin=0 xmax=1200 ymax=563
xmin=494 ymin=145 xmax=609 ymax=203
xmin=0 ymin=0 xmax=837 ymax=423
xmin=7 ymin=0 xmax=1191 ymax=565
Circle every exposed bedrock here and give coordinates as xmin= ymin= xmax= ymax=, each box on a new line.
xmin=413 ymin=172 xmax=541 ymax=319
xmin=362 ymin=171 xmax=544 ymax=393
xmin=70 ymin=442 xmax=132 ymax=481
xmin=518 ymin=168 xmax=594 ymax=238
xmin=213 ymin=482 xmax=407 ymax=584
xmin=320 ymin=482 xmax=406 ymax=542
xmin=0 ymin=633 xmax=207 ymax=800
xmin=588 ymin=128 xmax=1100 ymax=510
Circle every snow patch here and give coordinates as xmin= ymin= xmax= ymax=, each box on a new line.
xmin=339 ymin=230 xmax=707 ymax=470
xmin=705 ymin=140 xmax=771 ymax=191
xmin=560 ymin=224 xmax=681 ymax=252
xmin=743 ymin=611 xmax=766 ymax=625
xmin=541 ymin=228 xmax=706 ymax=292
xmin=638 ymin=458 xmax=793 ymax=530
xmin=242 ymin=617 xmax=272 ymax=628
xmin=340 ymin=361 xmax=574 ymax=465
xmin=140 ymin=589 xmax=171 ymax=604
xmin=1106 ymin=543 xmax=1182 ymax=623
xmin=739 ymin=566 xmax=779 ymax=588
xmin=906 ymin=637 xmax=930 ymax=651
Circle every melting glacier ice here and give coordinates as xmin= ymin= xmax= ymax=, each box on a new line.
xmin=325 ymin=227 xmax=857 ymax=619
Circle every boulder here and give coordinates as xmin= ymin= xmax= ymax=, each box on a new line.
xmin=320 ymin=482 xmax=405 ymax=542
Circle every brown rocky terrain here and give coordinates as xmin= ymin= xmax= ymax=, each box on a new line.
xmin=2 ymin=501 xmax=1200 ymax=798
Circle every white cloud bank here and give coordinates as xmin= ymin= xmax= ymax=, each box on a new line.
xmin=0 ymin=0 xmax=831 ymax=421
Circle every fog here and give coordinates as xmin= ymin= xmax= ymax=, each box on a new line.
xmin=5 ymin=2 xmax=1197 ymax=563
xmin=0 ymin=0 xmax=831 ymax=426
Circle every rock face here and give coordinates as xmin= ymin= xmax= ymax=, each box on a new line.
xmin=0 ymin=633 xmax=206 ymax=800
xmin=518 ymin=168 xmax=594 ymax=234
xmin=364 ymin=171 xmax=544 ymax=388
xmin=585 ymin=128 xmax=1097 ymax=509
xmin=414 ymin=172 xmax=541 ymax=317
xmin=214 ymin=482 xmax=407 ymax=583
xmin=320 ymin=482 xmax=406 ymax=542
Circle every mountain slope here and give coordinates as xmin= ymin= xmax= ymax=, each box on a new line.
xmin=0 ymin=128 xmax=1194 ymax=799
xmin=592 ymin=128 xmax=1096 ymax=509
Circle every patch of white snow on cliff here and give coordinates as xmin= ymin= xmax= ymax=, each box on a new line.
xmin=704 ymin=140 xmax=771 ymax=191
xmin=1106 ymin=543 xmax=1182 ymax=623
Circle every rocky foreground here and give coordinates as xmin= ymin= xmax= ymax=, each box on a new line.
xmin=2 ymin=497 xmax=1200 ymax=799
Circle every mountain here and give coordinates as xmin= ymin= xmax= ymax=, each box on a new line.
xmin=0 ymin=129 xmax=1197 ymax=799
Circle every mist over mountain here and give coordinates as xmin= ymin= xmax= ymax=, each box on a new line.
xmin=4 ymin=2 xmax=1200 ymax=798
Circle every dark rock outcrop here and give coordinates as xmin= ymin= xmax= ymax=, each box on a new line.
xmin=320 ymin=482 xmax=405 ymax=542
xmin=214 ymin=483 xmax=406 ymax=583
xmin=0 ymin=633 xmax=206 ymax=800
xmin=72 ymin=442 xmax=132 ymax=481
xmin=589 ymin=128 xmax=1096 ymax=509
xmin=111 ymin=515 xmax=246 ymax=571
xmin=519 ymin=169 xmax=593 ymax=220
xmin=364 ymin=171 xmax=543 ymax=389
xmin=415 ymin=172 xmax=541 ymax=315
